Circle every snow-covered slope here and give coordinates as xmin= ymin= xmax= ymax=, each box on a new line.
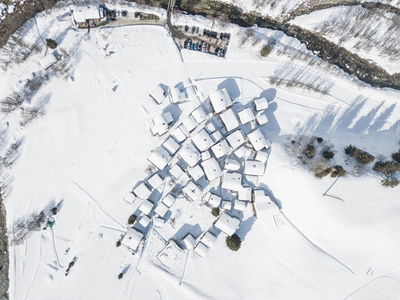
xmin=1 ymin=5 xmax=400 ymax=300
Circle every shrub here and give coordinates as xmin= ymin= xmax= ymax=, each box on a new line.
xmin=382 ymin=178 xmax=399 ymax=188
xmin=211 ymin=207 xmax=220 ymax=217
xmin=322 ymin=150 xmax=334 ymax=160
xmin=46 ymin=39 xmax=58 ymax=49
xmin=331 ymin=165 xmax=346 ymax=177
xmin=392 ymin=150 xmax=400 ymax=163
xmin=116 ymin=240 xmax=121 ymax=247
xmin=373 ymin=160 xmax=400 ymax=177
xmin=316 ymin=137 xmax=323 ymax=143
xmin=260 ymin=44 xmax=271 ymax=57
xmin=353 ymin=149 xmax=375 ymax=164
xmin=128 ymin=214 xmax=137 ymax=225
xmin=118 ymin=273 xmax=123 ymax=279
xmin=315 ymin=168 xmax=331 ymax=178
xmin=344 ymin=145 xmax=357 ymax=157
xmin=226 ymin=234 xmax=241 ymax=251
xmin=51 ymin=207 xmax=58 ymax=215
xmin=304 ymin=144 xmax=316 ymax=159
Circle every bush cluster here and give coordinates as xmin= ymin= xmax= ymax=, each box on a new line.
xmin=331 ymin=165 xmax=346 ymax=177
xmin=226 ymin=234 xmax=241 ymax=251
xmin=304 ymin=144 xmax=316 ymax=159
xmin=373 ymin=160 xmax=400 ymax=177
xmin=315 ymin=168 xmax=331 ymax=178
xmin=211 ymin=207 xmax=220 ymax=217
xmin=260 ymin=44 xmax=271 ymax=57
xmin=46 ymin=38 xmax=58 ymax=49
xmin=344 ymin=145 xmax=375 ymax=164
xmin=128 ymin=214 xmax=137 ymax=225
xmin=382 ymin=178 xmax=400 ymax=188
xmin=322 ymin=150 xmax=334 ymax=160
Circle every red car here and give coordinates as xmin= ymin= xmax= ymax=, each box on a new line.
xmin=206 ymin=45 xmax=209 ymax=53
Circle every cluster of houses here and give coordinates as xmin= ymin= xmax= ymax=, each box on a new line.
xmin=121 ymin=80 xmax=275 ymax=267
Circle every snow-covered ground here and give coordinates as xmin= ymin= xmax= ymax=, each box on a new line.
xmin=1 ymin=4 xmax=400 ymax=300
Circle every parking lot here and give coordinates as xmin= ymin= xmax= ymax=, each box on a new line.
xmin=174 ymin=25 xmax=231 ymax=57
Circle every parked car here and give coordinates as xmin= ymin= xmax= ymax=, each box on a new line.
xmin=185 ymin=25 xmax=189 ymax=32
xmin=206 ymin=44 xmax=209 ymax=52
xmin=190 ymin=43 xmax=194 ymax=50
xmin=192 ymin=26 xmax=196 ymax=33
xmin=220 ymin=32 xmax=224 ymax=39
xmin=226 ymin=33 xmax=231 ymax=40
xmin=195 ymin=27 xmax=199 ymax=34
xmin=134 ymin=11 xmax=140 ymax=18
xmin=194 ymin=42 xmax=199 ymax=50
xmin=222 ymin=48 xmax=227 ymax=57
xmin=184 ymin=40 xmax=188 ymax=49
xmin=111 ymin=10 xmax=117 ymax=19
xmin=203 ymin=29 xmax=207 ymax=35
xmin=122 ymin=10 xmax=128 ymax=17
xmin=202 ymin=43 xmax=206 ymax=52
xmin=215 ymin=47 xmax=220 ymax=56
xmin=186 ymin=40 xmax=192 ymax=49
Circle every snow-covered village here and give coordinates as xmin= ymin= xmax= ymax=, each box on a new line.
xmin=1 ymin=0 xmax=400 ymax=299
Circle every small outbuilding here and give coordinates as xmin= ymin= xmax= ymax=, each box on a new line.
xmin=162 ymin=193 xmax=176 ymax=207
xmin=38 ymin=52 xmax=58 ymax=70
xmin=209 ymin=88 xmax=233 ymax=113
xmin=205 ymin=192 xmax=222 ymax=207
xmin=201 ymin=157 xmax=222 ymax=181
xmin=211 ymin=139 xmax=231 ymax=159
xmin=148 ymin=146 xmax=172 ymax=170
xmin=148 ymin=173 xmax=163 ymax=189
xmin=220 ymin=108 xmax=239 ymax=132
xmin=163 ymin=136 xmax=180 ymax=155
xmin=253 ymin=97 xmax=269 ymax=111
xmin=188 ymin=165 xmax=204 ymax=181
xmin=121 ymin=227 xmax=144 ymax=251
xmin=182 ymin=234 xmax=196 ymax=250
xmin=215 ymin=212 xmax=241 ymax=236
xmin=72 ymin=4 xmax=106 ymax=27
xmin=139 ymin=199 xmax=154 ymax=215
xmin=154 ymin=202 xmax=169 ymax=217
xmin=247 ymin=128 xmax=271 ymax=151
xmin=191 ymin=106 xmax=208 ymax=124
xmin=200 ymin=231 xmax=217 ymax=247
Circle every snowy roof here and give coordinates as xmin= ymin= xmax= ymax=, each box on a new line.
xmin=226 ymin=130 xmax=245 ymax=149
xmin=201 ymin=157 xmax=222 ymax=181
xmin=215 ymin=212 xmax=241 ymax=236
xmin=182 ymin=115 xmax=197 ymax=133
xmin=183 ymin=181 xmax=203 ymax=201
xmin=154 ymin=202 xmax=169 ymax=217
xmin=256 ymin=114 xmax=268 ymax=125
xmin=148 ymin=173 xmax=163 ymax=189
xmin=247 ymin=129 xmax=271 ymax=151
xmin=220 ymin=108 xmax=239 ymax=132
xmin=153 ymin=112 xmax=173 ymax=125
xmin=121 ymin=227 xmax=143 ymax=250
xmin=234 ymin=200 xmax=246 ymax=211
xmin=38 ymin=52 xmax=58 ymax=70
xmin=73 ymin=4 xmax=102 ymax=23
xmin=192 ymin=129 xmax=214 ymax=152
xmin=148 ymin=146 xmax=172 ymax=170
xmin=201 ymin=231 xmax=217 ymax=248
xmin=157 ymin=240 xmax=183 ymax=268
xmin=149 ymin=84 xmax=167 ymax=104
xmin=238 ymin=107 xmax=255 ymax=124
xmin=211 ymin=130 xmax=223 ymax=143
xmin=139 ymin=199 xmax=154 ymax=215
xmin=171 ymin=87 xmax=188 ymax=103
xmin=179 ymin=142 xmax=201 ymax=167
xmin=205 ymin=121 xmax=216 ymax=133
xmin=138 ymin=215 xmax=151 ymax=227
xmin=133 ymin=182 xmax=152 ymax=199
xmin=238 ymin=187 xmax=252 ymax=201
xmin=221 ymin=200 xmax=232 ymax=210
xmin=221 ymin=172 xmax=242 ymax=191
xmin=253 ymin=189 xmax=270 ymax=202
xmin=162 ymin=193 xmax=176 ymax=207
xmin=206 ymin=192 xmax=222 ymax=207
xmin=201 ymin=150 xmax=211 ymax=161
xmin=150 ymin=112 xmax=174 ymax=136
xmin=194 ymin=242 xmax=209 ymax=257
xmin=182 ymin=234 xmax=196 ymax=249
xmin=154 ymin=217 xmax=165 ymax=227
xmin=211 ymin=139 xmax=231 ymax=159
xmin=171 ymin=126 xmax=187 ymax=143
xmin=254 ymin=97 xmax=269 ymax=111
xmin=188 ymin=165 xmax=204 ymax=181
xmin=224 ymin=158 xmax=240 ymax=171
xmin=244 ymin=160 xmax=265 ymax=176
xmin=170 ymin=164 xmax=184 ymax=179
xmin=209 ymin=88 xmax=233 ymax=113
xmin=192 ymin=106 xmax=208 ymax=124
xmin=255 ymin=150 xmax=269 ymax=164
xmin=163 ymin=136 xmax=180 ymax=155
xmin=234 ymin=145 xmax=251 ymax=158
xmin=123 ymin=192 xmax=136 ymax=204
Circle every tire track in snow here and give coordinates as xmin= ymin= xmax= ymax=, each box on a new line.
xmin=280 ymin=211 xmax=356 ymax=274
